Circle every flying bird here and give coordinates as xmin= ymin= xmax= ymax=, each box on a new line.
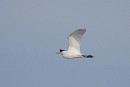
xmin=56 ymin=28 xmax=93 ymax=58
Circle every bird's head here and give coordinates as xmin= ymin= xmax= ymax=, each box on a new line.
xmin=56 ymin=49 xmax=66 ymax=55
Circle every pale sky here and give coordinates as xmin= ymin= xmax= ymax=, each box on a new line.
xmin=0 ymin=0 xmax=130 ymax=87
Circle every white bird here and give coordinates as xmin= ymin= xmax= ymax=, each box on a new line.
xmin=56 ymin=28 xmax=93 ymax=59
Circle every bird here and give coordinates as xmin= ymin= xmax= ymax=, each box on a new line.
xmin=56 ymin=28 xmax=93 ymax=59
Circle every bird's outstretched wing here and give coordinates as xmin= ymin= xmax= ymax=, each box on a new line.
xmin=67 ymin=28 xmax=86 ymax=55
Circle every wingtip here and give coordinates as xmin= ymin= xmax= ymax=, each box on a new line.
xmin=80 ymin=27 xmax=86 ymax=30
xmin=79 ymin=27 xmax=86 ymax=31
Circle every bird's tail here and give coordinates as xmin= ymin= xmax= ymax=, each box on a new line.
xmin=82 ymin=55 xmax=94 ymax=58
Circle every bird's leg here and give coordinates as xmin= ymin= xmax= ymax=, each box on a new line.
xmin=82 ymin=55 xmax=94 ymax=58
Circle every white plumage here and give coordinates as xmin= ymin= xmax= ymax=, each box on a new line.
xmin=57 ymin=28 xmax=93 ymax=58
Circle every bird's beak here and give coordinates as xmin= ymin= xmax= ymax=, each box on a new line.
xmin=56 ymin=52 xmax=61 ymax=54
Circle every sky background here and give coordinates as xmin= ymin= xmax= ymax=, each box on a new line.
xmin=0 ymin=0 xmax=130 ymax=87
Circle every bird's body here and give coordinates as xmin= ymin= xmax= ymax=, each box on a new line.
xmin=57 ymin=28 xmax=93 ymax=59
xmin=61 ymin=51 xmax=83 ymax=58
